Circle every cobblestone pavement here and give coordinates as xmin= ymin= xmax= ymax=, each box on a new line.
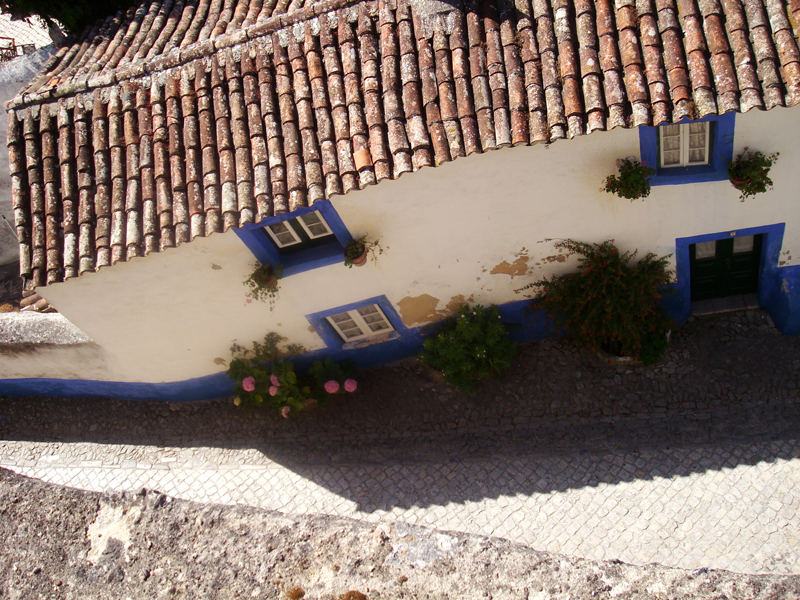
xmin=1 ymin=309 xmax=800 ymax=575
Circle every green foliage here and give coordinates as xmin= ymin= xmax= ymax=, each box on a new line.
xmin=343 ymin=235 xmax=386 ymax=268
xmin=0 ymin=0 xmax=135 ymax=35
xmin=418 ymin=304 xmax=516 ymax=393
xmin=603 ymin=157 xmax=656 ymax=200
xmin=517 ymin=240 xmax=674 ymax=364
xmin=728 ymin=147 xmax=779 ymax=201
xmin=229 ymin=332 xmax=305 ymax=365
xmin=226 ymin=334 xmax=358 ymax=416
xmin=244 ymin=263 xmax=283 ymax=307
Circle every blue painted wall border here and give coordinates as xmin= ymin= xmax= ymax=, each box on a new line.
xmin=3 ymin=270 xmax=795 ymax=402
xmin=639 ymin=113 xmax=735 ymax=185
xmin=0 ymin=298 xmax=561 ymax=401
xmin=233 ymin=201 xmax=353 ymax=276
xmin=674 ymin=222 xmax=798 ymax=334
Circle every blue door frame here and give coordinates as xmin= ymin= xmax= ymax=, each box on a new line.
xmin=674 ymin=223 xmax=800 ymax=335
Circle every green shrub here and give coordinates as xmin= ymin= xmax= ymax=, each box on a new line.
xmin=517 ymin=240 xmax=674 ymax=364
xmin=603 ymin=157 xmax=656 ymax=200
xmin=226 ymin=335 xmax=358 ymax=416
xmin=418 ymin=304 xmax=516 ymax=393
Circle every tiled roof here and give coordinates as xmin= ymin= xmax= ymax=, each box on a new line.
xmin=7 ymin=0 xmax=800 ymax=288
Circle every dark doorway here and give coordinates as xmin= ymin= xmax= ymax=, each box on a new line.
xmin=689 ymin=234 xmax=763 ymax=301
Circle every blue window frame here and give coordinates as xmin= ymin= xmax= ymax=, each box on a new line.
xmin=639 ymin=113 xmax=735 ymax=185
xmin=234 ymin=201 xmax=353 ymax=277
xmin=306 ymin=296 xmax=408 ymax=350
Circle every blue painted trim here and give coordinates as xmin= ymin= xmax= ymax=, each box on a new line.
xmin=639 ymin=113 xmax=735 ymax=186
xmin=306 ymin=295 xmax=412 ymax=350
xmin=674 ymin=223 xmax=799 ymax=335
xmin=233 ymin=201 xmax=352 ymax=277
xmin=0 ymin=371 xmax=234 ymax=402
xmin=4 ymin=272 xmax=795 ymax=402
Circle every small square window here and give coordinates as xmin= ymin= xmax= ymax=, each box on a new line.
xmin=639 ymin=113 xmax=735 ymax=186
xmin=659 ymin=122 xmax=710 ymax=168
xmin=262 ymin=212 xmax=335 ymax=254
xmin=326 ymin=304 xmax=395 ymax=342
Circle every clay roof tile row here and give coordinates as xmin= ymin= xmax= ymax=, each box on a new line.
xmin=8 ymin=0 xmax=800 ymax=288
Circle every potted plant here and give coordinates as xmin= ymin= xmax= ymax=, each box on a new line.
xmin=517 ymin=239 xmax=674 ymax=365
xmin=244 ymin=262 xmax=283 ymax=308
xmin=728 ymin=147 xmax=779 ymax=201
xmin=603 ymin=157 xmax=656 ymax=201
xmin=343 ymin=235 xmax=385 ymax=268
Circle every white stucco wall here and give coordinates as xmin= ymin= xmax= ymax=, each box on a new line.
xmin=23 ymin=104 xmax=800 ymax=384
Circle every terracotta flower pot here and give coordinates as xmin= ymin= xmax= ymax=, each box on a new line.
xmin=729 ymin=176 xmax=746 ymax=189
xmin=351 ymin=250 xmax=368 ymax=266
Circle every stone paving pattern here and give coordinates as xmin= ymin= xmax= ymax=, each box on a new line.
xmin=1 ymin=309 xmax=799 ymax=575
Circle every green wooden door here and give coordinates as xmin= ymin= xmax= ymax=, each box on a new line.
xmin=689 ymin=235 xmax=762 ymax=301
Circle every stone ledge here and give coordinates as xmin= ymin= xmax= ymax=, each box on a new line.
xmin=0 ymin=312 xmax=92 ymax=345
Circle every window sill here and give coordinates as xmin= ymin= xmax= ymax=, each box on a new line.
xmin=282 ymin=242 xmax=344 ymax=277
xmin=342 ymin=331 xmax=401 ymax=350
xmin=650 ymin=165 xmax=730 ymax=186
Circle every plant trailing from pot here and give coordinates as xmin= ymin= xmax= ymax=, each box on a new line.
xmin=516 ymin=239 xmax=674 ymax=365
xmin=343 ymin=235 xmax=386 ymax=268
xmin=728 ymin=147 xmax=779 ymax=201
xmin=418 ymin=304 xmax=516 ymax=393
xmin=603 ymin=157 xmax=656 ymax=201
xmin=244 ymin=262 xmax=284 ymax=308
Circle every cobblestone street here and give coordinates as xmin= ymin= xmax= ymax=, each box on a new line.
xmin=1 ymin=309 xmax=799 ymax=575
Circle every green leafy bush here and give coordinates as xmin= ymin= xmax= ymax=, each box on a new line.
xmin=418 ymin=304 xmax=516 ymax=393
xmin=603 ymin=157 xmax=656 ymax=200
xmin=517 ymin=240 xmax=674 ymax=364
xmin=728 ymin=147 xmax=779 ymax=201
xmin=227 ymin=334 xmax=358 ymax=417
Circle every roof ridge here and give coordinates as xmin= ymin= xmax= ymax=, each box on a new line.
xmin=8 ymin=0 xmax=378 ymax=110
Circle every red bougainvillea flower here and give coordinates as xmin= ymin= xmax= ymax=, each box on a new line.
xmin=242 ymin=376 xmax=256 ymax=392
xmin=344 ymin=379 xmax=358 ymax=393
xmin=269 ymin=385 xmax=278 ymax=396
xmin=281 ymin=406 xmax=291 ymax=418
xmin=270 ymin=374 xmax=280 ymax=386
xmin=324 ymin=380 xmax=340 ymax=394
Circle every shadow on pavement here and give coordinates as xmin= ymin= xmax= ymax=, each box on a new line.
xmin=1 ymin=310 xmax=799 ymax=509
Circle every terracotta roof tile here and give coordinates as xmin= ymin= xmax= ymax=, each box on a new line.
xmin=10 ymin=0 xmax=800 ymax=286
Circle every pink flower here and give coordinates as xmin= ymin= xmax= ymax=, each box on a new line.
xmin=242 ymin=376 xmax=256 ymax=392
xmin=324 ymin=380 xmax=340 ymax=394
xmin=344 ymin=379 xmax=358 ymax=393
xmin=270 ymin=374 xmax=280 ymax=386
xmin=281 ymin=406 xmax=291 ymax=418
xmin=269 ymin=386 xmax=279 ymax=396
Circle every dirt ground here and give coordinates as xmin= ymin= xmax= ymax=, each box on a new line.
xmin=1 ymin=468 xmax=798 ymax=600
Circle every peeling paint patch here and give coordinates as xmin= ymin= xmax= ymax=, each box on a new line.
xmin=543 ymin=254 xmax=567 ymax=263
xmin=397 ymin=294 xmax=443 ymax=326
xmin=490 ymin=251 xmax=530 ymax=278
xmin=213 ymin=357 xmax=226 ymax=366
xmin=444 ymin=295 xmax=469 ymax=316
xmin=211 ymin=264 xmax=222 ymax=270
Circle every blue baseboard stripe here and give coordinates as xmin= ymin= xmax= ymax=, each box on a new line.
xmin=2 ymin=279 xmax=796 ymax=401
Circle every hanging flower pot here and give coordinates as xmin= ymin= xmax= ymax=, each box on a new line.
xmin=347 ymin=242 xmax=368 ymax=267
xmin=343 ymin=235 xmax=386 ymax=268
xmin=727 ymin=147 xmax=779 ymax=201
xmin=244 ymin=262 xmax=283 ymax=309
xmin=603 ymin=157 xmax=656 ymax=201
